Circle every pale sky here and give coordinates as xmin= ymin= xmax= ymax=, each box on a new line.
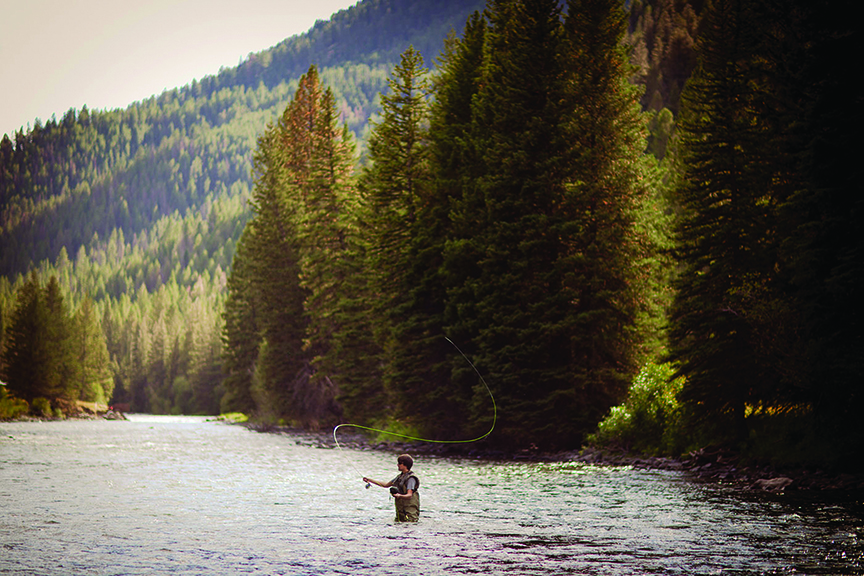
xmin=0 ymin=0 xmax=359 ymax=138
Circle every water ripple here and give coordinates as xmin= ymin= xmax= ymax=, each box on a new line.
xmin=1 ymin=416 xmax=861 ymax=575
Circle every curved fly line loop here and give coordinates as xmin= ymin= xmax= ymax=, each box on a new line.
xmin=333 ymin=337 xmax=497 ymax=483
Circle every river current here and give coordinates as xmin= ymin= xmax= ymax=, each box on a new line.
xmin=1 ymin=415 xmax=861 ymax=575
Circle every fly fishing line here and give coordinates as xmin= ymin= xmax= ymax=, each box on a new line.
xmin=333 ymin=336 xmax=497 ymax=486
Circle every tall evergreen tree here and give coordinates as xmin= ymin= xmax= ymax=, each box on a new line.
xmin=666 ymin=0 xmax=790 ymax=440
xmin=43 ymin=275 xmax=77 ymax=402
xmin=221 ymin=228 xmax=262 ymax=415
xmin=1 ymin=273 xmax=49 ymax=402
xmin=429 ymin=14 xmax=490 ymax=437
xmin=283 ymin=68 xmax=358 ymax=425
xmin=439 ymin=0 xmax=569 ymax=446
xmin=560 ymin=0 xmax=657 ymax=437
xmin=430 ymin=11 xmax=487 ymax=216
xmin=73 ymin=297 xmax=114 ymax=404
xmin=355 ymin=46 xmax=454 ymax=432
xmin=243 ymin=88 xmax=308 ymax=422
xmin=226 ymin=65 xmax=357 ymax=425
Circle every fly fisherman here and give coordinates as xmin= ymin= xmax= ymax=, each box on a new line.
xmin=363 ymin=454 xmax=420 ymax=522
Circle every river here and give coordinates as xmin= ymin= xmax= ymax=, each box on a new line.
xmin=1 ymin=415 xmax=861 ymax=575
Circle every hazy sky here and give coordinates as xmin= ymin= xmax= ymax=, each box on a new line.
xmin=0 ymin=0 xmax=359 ymax=138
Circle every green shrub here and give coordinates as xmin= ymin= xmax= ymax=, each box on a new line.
xmin=588 ymin=361 xmax=689 ymax=456
xmin=219 ymin=412 xmax=249 ymax=423
xmin=30 ymin=397 xmax=53 ymax=418
xmin=0 ymin=387 xmax=29 ymax=420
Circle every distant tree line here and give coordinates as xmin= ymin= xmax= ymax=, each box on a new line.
xmin=1 ymin=273 xmax=112 ymax=409
xmin=0 ymin=196 xmax=236 ymax=414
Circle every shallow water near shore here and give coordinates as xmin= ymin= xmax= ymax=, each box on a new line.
xmin=1 ymin=415 xmax=861 ymax=575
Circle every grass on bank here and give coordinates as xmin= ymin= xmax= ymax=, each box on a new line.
xmin=0 ymin=385 xmax=29 ymax=419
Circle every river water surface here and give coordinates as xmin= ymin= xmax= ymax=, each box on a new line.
xmin=1 ymin=415 xmax=861 ymax=575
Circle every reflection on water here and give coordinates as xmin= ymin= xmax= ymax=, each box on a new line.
xmin=1 ymin=416 xmax=861 ymax=575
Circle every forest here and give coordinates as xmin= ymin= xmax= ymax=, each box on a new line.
xmin=1 ymin=0 xmax=860 ymax=468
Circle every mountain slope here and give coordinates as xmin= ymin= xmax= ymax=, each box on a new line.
xmin=0 ymin=0 xmax=485 ymax=280
xmin=0 ymin=0 xmax=484 ymax=414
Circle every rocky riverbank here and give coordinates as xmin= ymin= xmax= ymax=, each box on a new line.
xmin=573 ymin=445 xmax=864 ymax=492
xmin=240 ymin=421 xmax=864 ymax=494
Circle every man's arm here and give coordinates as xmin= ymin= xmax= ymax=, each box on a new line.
xmin=363 ymin=476 xmax=393 ymax=488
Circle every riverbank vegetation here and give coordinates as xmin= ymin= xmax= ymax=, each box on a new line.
xmin=593 ymin=0 xmax=862 ymax=469
xmin=0 ymin=0 xmax=859 ymax=469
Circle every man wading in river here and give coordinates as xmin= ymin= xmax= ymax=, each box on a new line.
xmin=363 ymin=454 xmax=420 ymax=522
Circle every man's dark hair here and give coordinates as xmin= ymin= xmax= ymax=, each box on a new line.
xmin=397 ymin=454 xmax=413 ymax=469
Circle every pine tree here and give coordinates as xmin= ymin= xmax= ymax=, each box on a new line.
xmin=443 ymin=0 xmax=585 ymax=447
xmin=1 ymin=273 xmax=48 ymax=402
xmin=72 ymin=297 xmax=114 ymax=404
xmin=558 ymin=0 xmax=657 ymax=437
xmin=354 ymin=46 xmax=456 ymax=432
xmin=293 ymin=84 xmax=357 ymax=420
xmin=243 ymin=97 xmax=307 ymax=422
xmin=428 ymin=13 xmax=491 ymax=437
xmin=43 ymin=275 xmax=77 ymax=402
xmin=226 ymin=65 xmax=358 ymax=425
xmin=666 ymin=0 xmax=788 ymax=440
xmin=281 ymin=67 xmax=358 ymax=425
xmin=221 ymin=228 xmax=262 ymax=415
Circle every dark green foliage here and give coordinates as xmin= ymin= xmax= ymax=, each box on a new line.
xmin=1 ymin=273 xmax=51 ymax=401
xmin=442 ymin=0 xmax=571 ymax=447
xmin=667 ymin=0 xmax=787 ymax=439
xmin=434 ymin=0 xmax=656 ymax=449
xmin=667 ymin=0 xmax=862 ymax=461
xmin=355 ymin=46 xmax=457 ymax=433
xmin=0 ymin=272 xmax=112 ymax=409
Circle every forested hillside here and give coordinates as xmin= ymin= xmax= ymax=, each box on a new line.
xmin=0 ymin=0 xmax=484 ymax=416
xmin=2 ymin=0 xmax=860 ymax=465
